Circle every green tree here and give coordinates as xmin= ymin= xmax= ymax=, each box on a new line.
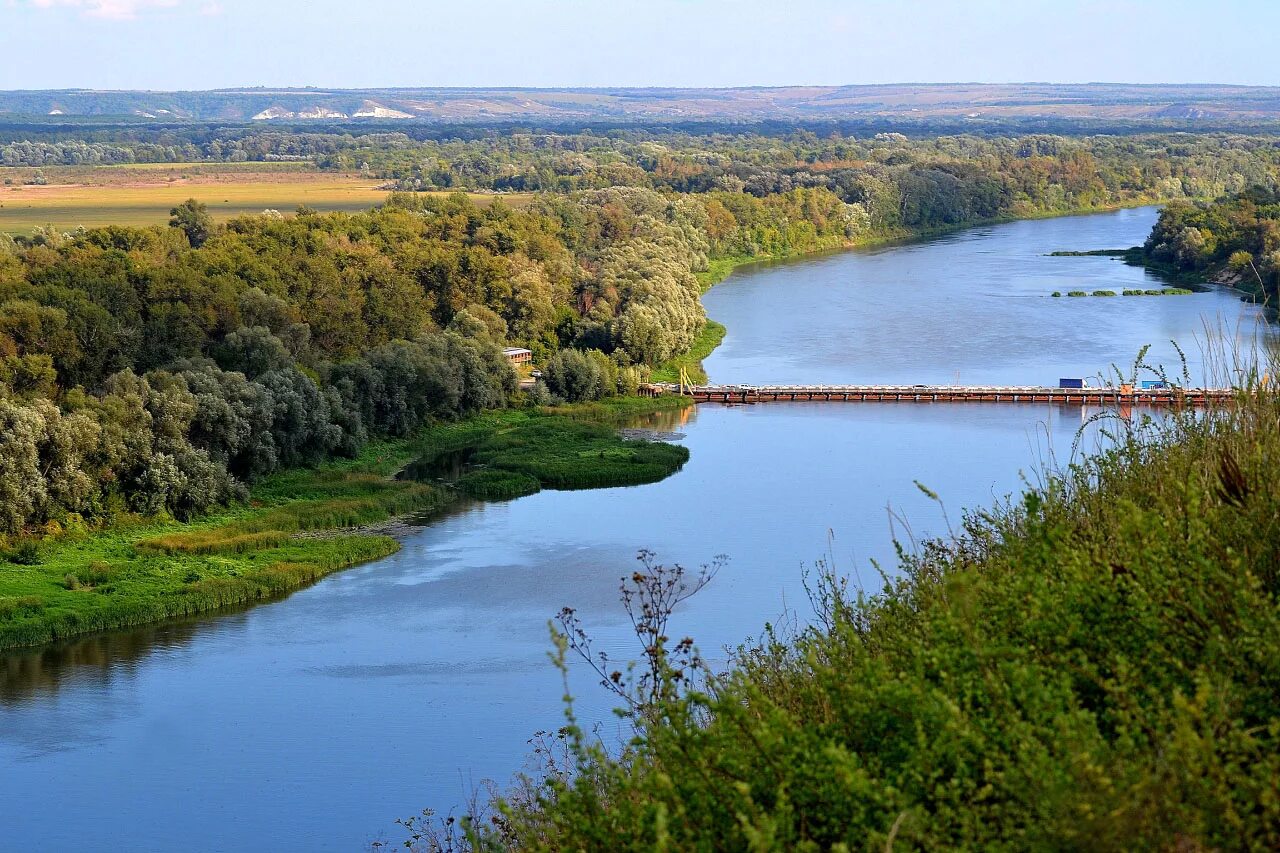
xmin=543 ymin=349 xmax=604 ymax=402
xmin=169 ymin=198 xmax=213 ymax=248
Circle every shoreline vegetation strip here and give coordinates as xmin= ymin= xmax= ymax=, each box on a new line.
xmin=0 ymin=399 xmax=691 ymax=651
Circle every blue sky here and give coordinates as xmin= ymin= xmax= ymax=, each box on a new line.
xmin=2 ymin=0 xmax=1278 ymax=90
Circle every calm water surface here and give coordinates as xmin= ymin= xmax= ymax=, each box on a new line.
xmin=1 ymin=208 xmax=1271 ymax=852
xmin=704 ymin=206 xmax=1265 ymax=385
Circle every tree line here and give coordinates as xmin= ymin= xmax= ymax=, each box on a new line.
xmin=1142 ymin=186 xmax=1280 ymax=312
xmin=0 ymin=182 xmax=863 ymax=536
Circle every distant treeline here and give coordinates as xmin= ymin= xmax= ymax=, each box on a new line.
xmin=4 ymin=129 xmax=1279 ymax=225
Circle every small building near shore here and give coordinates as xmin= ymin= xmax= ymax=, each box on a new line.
xmin=502 ymin=347 xmax=533 ymax=366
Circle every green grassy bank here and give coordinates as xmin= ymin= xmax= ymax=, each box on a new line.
xmin=651 ymin=321 xmax=727 ymax=384
xmin=0 ymin=399 xmax=691 ymax=652
xmin=470 ymin=381 xmax=1280 ymax=850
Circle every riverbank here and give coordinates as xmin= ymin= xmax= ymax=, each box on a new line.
xmin=0 ymin=398 xmax=692 ymax=651
xmin=482 ymin=377 xmax=1280 ymax=850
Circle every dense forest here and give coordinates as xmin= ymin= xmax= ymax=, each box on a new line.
xmin=0 ymin=186 xmax=860 ymax=537
xmin=2 ymin=125 xmax=1279 ymax=542
xmin=1142 ymin=186 xmax=1280 ymax=312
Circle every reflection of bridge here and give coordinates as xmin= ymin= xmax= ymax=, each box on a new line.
xmin=647 ymin=383 xmax=1236 ymax=407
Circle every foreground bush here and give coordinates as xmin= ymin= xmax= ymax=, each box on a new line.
xmin=439 ymin=384 xmax=1280 ymax=850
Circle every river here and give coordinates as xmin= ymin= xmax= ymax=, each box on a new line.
xmin=0 ymin=207 xmax=1272 ymax=852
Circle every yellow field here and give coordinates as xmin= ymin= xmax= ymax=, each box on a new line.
xmin=0 ymin=167 xmax=532 ymax=235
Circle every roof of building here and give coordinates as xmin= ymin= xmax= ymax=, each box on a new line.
xmin=502 ymin=347 xmax=533 ymax=355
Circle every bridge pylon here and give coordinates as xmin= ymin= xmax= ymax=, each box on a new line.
xmin=678 ymin=366 xmax=694 ymax=396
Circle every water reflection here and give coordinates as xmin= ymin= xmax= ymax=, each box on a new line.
xmin=1 ymin=619 xmax=201 ymax=709
xmin=703 ymin=206 xmax=1274 ymax=387
xmin=397 ymin=446 xmax=476 ymax=483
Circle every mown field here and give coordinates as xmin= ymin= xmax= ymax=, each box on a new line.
xmin=0 ymin=164 xmax=532 ymax=234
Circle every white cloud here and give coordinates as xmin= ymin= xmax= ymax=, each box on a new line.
xmin=26 ymin=0 xmax=181 ymax=19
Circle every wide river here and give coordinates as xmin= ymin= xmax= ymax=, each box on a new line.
xmin=1 ymin=207 xmax=1272 ymax=852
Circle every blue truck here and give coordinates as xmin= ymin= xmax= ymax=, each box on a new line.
xmin=1059 ymin=378 xmax=1085 ymax=389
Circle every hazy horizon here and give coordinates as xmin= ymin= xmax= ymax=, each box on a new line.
xmin=2 ymin=0 xmax=1277 ymax=91
xmin=4 ymin=81 xmax=1280 ymax=93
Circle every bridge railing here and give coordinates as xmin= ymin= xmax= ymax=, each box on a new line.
xmin=653 ymin=383 xmax=1235 ymax=396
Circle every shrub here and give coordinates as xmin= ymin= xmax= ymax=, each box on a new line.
xmin=9 ymin=542 xmax=40 ymax=565
xmin=543 ymin=349 xmax=606 ymax=403
xmin=63 ymin=562 xmax=118 ymax=590
xmin=0 ymin=596 xmax=44 ymax=619
xmin=457 ymin=469 xmax=542 ymax=501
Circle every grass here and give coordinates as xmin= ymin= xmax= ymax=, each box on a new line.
xmin=549 ymin=395 xmax=694 ymax=422
xmin=0 ymin=434 xmax=445 ymax=650
xmin=456 ymin=469 xmax=543 ymax=501
xmin=0 ymin=397 xmax=689 ymax=651
xmin=477 ymin=374 xmax=1280 ymax=851
xmin=695 ymin=256 xmax=758 ymax=292
xmin=408 ymin=399 xmax=693 ymax=500
xmin=1053 ymin=288 xmax=1195 ymax=297
xmin=1122 ymin=287 xmax=1195 ymax=296
xmin=650 ymin=321 xmax=727 ymax=384
xmin=0 ymin=165 xmax=533 ymax=234
xmin=467 ymin=417 xmax=689 ymax=492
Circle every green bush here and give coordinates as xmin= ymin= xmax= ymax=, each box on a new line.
xmin=8 ymin=541 xmax=41 ymax=565
xmin=456 ymin=469 xmax=542 ymax=501
xmin=471 ymin=418 xmax=689 ymax=491
xmin=1091 ymin=289 xmax=1116 ymax=296
xmin=1067 ymin=290 xmax=1088 ymax=297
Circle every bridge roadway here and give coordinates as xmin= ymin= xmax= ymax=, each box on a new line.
xmin=649 ymin=384 xmax=1236 ymax=407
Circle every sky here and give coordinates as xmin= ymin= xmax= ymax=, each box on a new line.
xmin=1 ymin=0 xmax=1279 ymax=91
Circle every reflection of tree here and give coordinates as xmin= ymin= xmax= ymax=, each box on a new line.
xmin=0 ymin=610 xmax=234 ymax=703
xmin=632 ymin=405 xmax=697 ymax=435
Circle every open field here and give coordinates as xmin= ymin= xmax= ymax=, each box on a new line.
xmin=0 ymin=165 xmax=532 ymax=234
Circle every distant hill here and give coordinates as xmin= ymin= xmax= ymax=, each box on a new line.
xmin=5 ymin=84 xmax=1280 ymax=124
